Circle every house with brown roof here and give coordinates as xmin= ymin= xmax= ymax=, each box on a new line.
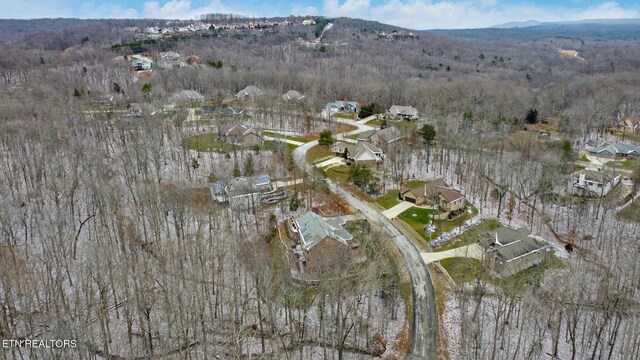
xmin=225 ymin=124 xmax=263 ymax=146
xmin=478 ymin=226 xmax=550 ymax=278
xmin=619 ymin=116 xmax=640 ymax=133
xmin=400 ymin=179 xmax=465 ymax=214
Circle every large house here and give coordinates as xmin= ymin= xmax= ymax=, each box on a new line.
xmin=210 ymin=174 xmax=285 ymax=210
xmin=282 ymin=90 xmax=305 ymax=101
xmin=387 ymin=105 xmax=419 ymax=120
xmin=619 ymin=116 xmax=640 ymax=133
xmin=333 ymin=141 xmax=384 ymax=169
xmin=287 ymin=211 xmax=363 ymax=276
xmin=400 ymin=179 xmax=465 ymax=215
xmin=293 ymin=212 xmax=353 ymax=250
xmin=478 ymin=226 xmax=549 ymax=278
xmin=169 ymin=90 xmax=204 ymax=104
xmin=325 ymin=101 xmax=359 ymax=114
xmin=587 ymin=142 xmax=640 ymax=158
xmin=225 ymin=124 xmax=263 ymax=146
xmin=235 ymin=85 xmax=263 ymax=100
xmin=357 ymin=126 xmax=404 ymax=148
xmin=158 ymin=51 xmax=186 ymax=69
xmin=568 ymin=169 xmax=621 ymax=197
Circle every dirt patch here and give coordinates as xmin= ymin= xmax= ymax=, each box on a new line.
xmin=559 ymin=49 xmax=587 ymax=63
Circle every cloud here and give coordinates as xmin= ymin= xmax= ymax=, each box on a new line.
xmin=283 ymin=0 xmax=640 ymax=29
xmin=291 ymin=4 xmax=319 ymax=16
xmin=2 ymin=0 xmax=639 ymax=28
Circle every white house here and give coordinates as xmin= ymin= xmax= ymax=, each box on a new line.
xmin=568 ymin=169 xmax=621 ymax=197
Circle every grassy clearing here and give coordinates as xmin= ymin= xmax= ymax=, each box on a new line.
xmin=606 ymin=159 xmax=637 ymax=171
xmin=405 ymin=180 xmax=427 ymax=188
xmin=434 ymin=218 xmax=502 ymax=252
xmin=263 ymin=131 xmax=308 ymax=143
xmin=579 ymin=155 xmax=590 ymax=162
xmin=376 ymin=190 xmax=401 ymax=209
xmin=333 ymin=112 xmax=357 ymax=120
xmin=182 ymin=133 xmax=236 ymax=152
xmin=365 ymin=119 xmax=384 ymax=127
xmin=608 ymin=129 xmax=640 ymax=142
xmin=264 ymin=140 xmax=298 ymax=152
xmin=440 ymin=258 xmax=484 ymax=284
xmin=324 ymin=165 xmax=374 ymax=202
xmin=617 ymin=198 xmax=640 ymax=223
xmin=306 ymin=144 xmax=334 ymax=163
xmin=441 ymin=253 xmax=565 ymax=291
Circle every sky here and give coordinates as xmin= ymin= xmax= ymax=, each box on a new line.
xmin=1 ymin=0 xmax=639 ymax=29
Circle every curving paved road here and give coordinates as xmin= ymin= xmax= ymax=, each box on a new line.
xmin=293 ymin=120 xmax=436 ymax=360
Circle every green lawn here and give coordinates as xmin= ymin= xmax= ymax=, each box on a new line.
xmin=440 ymin=254 xmax=565 ymax=289
xmin=365 ymin=119 xmax=384 ymax=127
xmin=324 ymin=165 xmax=374 ymax=202
xmin=183 ymin=133 xmax=236 ymax=152
xmin=376 ymin=190 xmax=401 ymax=209
xmin=333 ymin=112 xmax=357 ymax=120
xmin=606 ymin=159 xmax=638 ymax=171
xmin=325 ymin=165 xmax=351 ymax=182
xmin=397 ymin=207 xmax=437 ymax=237
xmin=440 ymin=258 xmax=483 ymax=284
xmin=264 ymin=140 xmax=298 ymax=152
xmin=306 ymin=144 xmax=335 ymax=163
xmin=405 ymin=180 xmax=427 ymax=188
xmin=434 ymin=218 xmax=502 ymax=252
xmin=398 ymin=201 xmax=479 ymax=244
xmin=263 ymin=131 xmax=308 ymax=143
xmin=617 ymin=198 xmax=640 ymax=223
xmin=578 ymin=155 xmax=590 ymax=162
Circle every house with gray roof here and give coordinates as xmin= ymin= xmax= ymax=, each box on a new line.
xmin=367 ymin=126 xmax=405 ymax=148
xmin=387 ymin=105 xmax=419 ymax=120
xmin=325 ymin=101 xmax=359 ymax=114
xmin=282 ymin=90 xmax=305 ymax=101
xmin=170 ymin=90 xmax=204 ymax=104
xmin=210 ymin=174 xmax=285 ymax=209
xmin=567 ymin=169 xmax=621 ymax=198
xmin=235 ymin=85 xmax=263 ymax=100
xmin=479 ymin=226 xmax=550 ymax=278
xmin=293 ymin=211 xmax=353 ymax=251
xmin=333 ymin=141 xmax=384 ymax=169
xmin=587 ymin=142 xmax=640 ymax=158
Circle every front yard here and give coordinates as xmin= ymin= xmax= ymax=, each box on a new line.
xmin=617 ymin=198 xmax=640 ymax=223
xmin=606 ymin=159 xmax=637 ymax=171
xmin=376 ymin=190 xmax=401 ymax=209
xmin=397 ymin=201 xmax=479 ymax=244
xmin=433 ymin=218 xmax=502 ymax=252
xmin=306 ymin=144 xmax=334 ymax=164
xmin=183 ymin=132 xmax=237 ymax=152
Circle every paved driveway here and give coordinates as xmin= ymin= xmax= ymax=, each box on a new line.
xmin=315 ymin=156 xmax=345 ymax=168
xmin=421 ymin=244 xmax=484 ymax=264
xmin=382 ymin=201 xmax=414 ymax=219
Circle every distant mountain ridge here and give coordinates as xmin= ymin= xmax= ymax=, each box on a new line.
xmin=430 ymin=18 xmax=640 ymax=42
xmin=493 ymin=18 xmax=640 ymax=29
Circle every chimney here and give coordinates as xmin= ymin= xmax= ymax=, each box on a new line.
xmin=579 ymin=172 xmax=586 ymax=186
